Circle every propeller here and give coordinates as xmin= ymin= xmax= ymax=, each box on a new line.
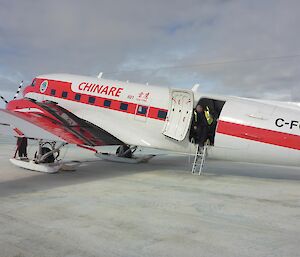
xmin=13 ymin=80 xmax=24 ymax=100
xmin=0 ymin=95 xmax=8 ymax=104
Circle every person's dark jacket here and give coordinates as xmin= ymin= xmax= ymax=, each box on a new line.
xmin=191 ymin=110 xmax=208 ymax=128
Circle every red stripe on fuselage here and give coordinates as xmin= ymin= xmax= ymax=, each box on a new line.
xmin=26 ymin=78 xmax=168 ymax=121
xmin=217 ymin=120 xmax=300 ymax=150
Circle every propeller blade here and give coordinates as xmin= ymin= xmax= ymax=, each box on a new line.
xmin=0 ymin=95 xmax=8 ymax=104
xmin=13 ymin=80 xmax=24 ymax=100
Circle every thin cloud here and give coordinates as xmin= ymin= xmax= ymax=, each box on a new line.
xmin=0 ymin=0 xmax=299 ymax=102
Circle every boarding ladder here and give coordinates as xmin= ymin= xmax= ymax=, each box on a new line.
xmin=191 ymin=143 xmax=208 ymax=175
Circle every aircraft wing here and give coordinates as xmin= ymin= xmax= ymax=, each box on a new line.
xmin=0 ymin=99 xmax=123 ymax=146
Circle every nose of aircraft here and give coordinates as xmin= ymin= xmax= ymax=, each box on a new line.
xmin=22 ymin=85 xmax=31 ymax=97
xmin=23 ymin=78 xmax=36 ymax=97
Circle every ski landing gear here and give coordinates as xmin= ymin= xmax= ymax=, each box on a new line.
xmin=34 ymin=141 xmax=65 ymax=164
xmin=10 ymin=141 xmax=70 ymax=173
xmin=95 ymin=144 xmax=155 ymax=164
xmin=116 ymin=145 xmax=137 ymax=158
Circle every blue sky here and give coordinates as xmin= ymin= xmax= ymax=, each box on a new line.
xmin=0 ymin=0 xmax=300 ymax=108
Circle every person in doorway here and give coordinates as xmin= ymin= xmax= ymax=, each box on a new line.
xmin=190 ymin=105 xmax=209 ymax=146
xmin=207 ymin=121 xmax=217 ymax=145
xmin=204 ymin=106 xmax=215 ymax=145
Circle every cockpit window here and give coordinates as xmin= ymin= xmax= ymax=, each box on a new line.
xmin=31 ymin=79 xmax=36 ymax=87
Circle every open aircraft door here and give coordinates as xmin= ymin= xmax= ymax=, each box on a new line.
xmin=162 ymin=89 xmax=194 ymax=141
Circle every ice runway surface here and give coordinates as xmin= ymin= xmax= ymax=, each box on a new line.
xmin=0 ymin=143 xmax=299 ymax=257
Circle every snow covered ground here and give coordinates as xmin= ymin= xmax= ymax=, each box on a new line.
xmin=0 ymin=140 xmax=299 ymax=257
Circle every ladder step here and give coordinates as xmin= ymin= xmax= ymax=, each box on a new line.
xmin=191 ymin=144 xmax=208 ymax=175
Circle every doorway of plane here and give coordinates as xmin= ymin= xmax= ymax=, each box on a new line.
xmin=190 ymin=98 xmax=226 ymax=145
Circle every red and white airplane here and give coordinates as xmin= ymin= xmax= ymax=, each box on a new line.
xmin=0 ymin=73 xmax=300 ymax=173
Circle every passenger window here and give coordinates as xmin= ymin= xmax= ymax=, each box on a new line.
xmin=88 ymin=96 xmax=95 ymax=104
xmin=51 ymin=89 xmax=56 ymax=96
xmin=158 ymin=110 xmax=167 ymax=119
xmin=62 ymin=91 xmax=68 ymax=98
xmin=137 ymin=105 xmax=148 ymax=115
xmin=75 ymin=93 xmax=81 ymax=101
xmin=104 ymin=100 xmax=111 ymax=107
xmin=120 ymin=103 xmax=128 ymax=111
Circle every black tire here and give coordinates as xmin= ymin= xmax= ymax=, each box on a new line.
xmin=35 ymin=147 xmax=55 ymax=163
xmin=116 ymin=145 xmax=132 ymax=158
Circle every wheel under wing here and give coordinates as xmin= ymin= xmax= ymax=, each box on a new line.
xmin=0 ymin=98 xmax=123 ymax=146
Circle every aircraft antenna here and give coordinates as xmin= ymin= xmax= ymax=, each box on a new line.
xmin=97 ymin=72 xmax=103 ymax=79
xmin=191 ymin=83 xmax=200 ymax=92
